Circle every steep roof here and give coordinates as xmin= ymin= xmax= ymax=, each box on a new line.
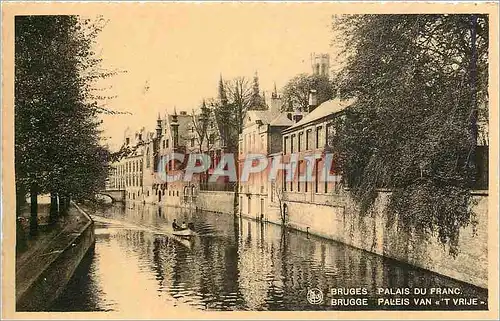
xmin=269 ymin=113 xmax=294 ymax=127
xmin=245 ymin=110 xmax=275 ymax=125
xmin=287 ymin=98 xmax=354 ymax=130
xmin=245 ymin=109 xmax=296 ymax=128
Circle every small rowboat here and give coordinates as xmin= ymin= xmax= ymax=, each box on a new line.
xmin=172 ymin=228 xmax=196 ymax=237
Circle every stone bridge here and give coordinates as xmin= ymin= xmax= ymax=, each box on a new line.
xmin=98 ymin=189 xmax=126 ymax=203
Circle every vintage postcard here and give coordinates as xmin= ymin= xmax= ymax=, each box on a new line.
xmin=1 ymin=1 xmax=499 ymax=320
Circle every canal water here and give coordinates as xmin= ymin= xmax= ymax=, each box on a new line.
xmin=50 ymin=203 xmax=487 ymax=312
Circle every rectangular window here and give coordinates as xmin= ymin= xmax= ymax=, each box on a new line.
xmin=306 ymin=129 xmax=310 ymax=150
xmin=316 ymin=126 xmax=323 ymax=148
xmin=297 ymin=160 xmax=301 ymax=192
xmin=291 ymin=134 xmax=295 ymax=153
xmin=298 ymin=132 xmax=303 ymax=152
xmin=315 ymin=158 xmax=321 ymax=193
xmin=191 ymin=138 xmax=195 ymax=147
xmin=284 ymin=136 xmax=289 ymax=155
xmin=166 ymin=139 xmax=169 ymax=148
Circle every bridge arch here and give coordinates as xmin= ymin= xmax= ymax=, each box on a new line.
xmin=97 ymin=189 xmax=126 ymax=203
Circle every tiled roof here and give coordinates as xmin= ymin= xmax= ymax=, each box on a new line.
xmin=246 ymin=110 xmax=275 ymax=124
xmin=269 ymin=113 xmax=294 ymax=127
xmin=287 ymin=98 xmax=355 ymax=130
xmin=246 ymin=109 xmax=295 ymax=128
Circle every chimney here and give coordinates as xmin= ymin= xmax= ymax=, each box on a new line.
xmin=293 ymin=114 xmax=303 ymax=123
xmin=308 ymin=89 xmax=318 ymax=112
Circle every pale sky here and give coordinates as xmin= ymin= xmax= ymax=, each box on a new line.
xmin=93 ymin=4 xmax=338 ymax=150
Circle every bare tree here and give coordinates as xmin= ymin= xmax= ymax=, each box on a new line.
xmin=273 ymin=179 xmax=288 ymax=226
xmin=224 ymin=76 xmax=253 ymax=139
xmin=191 ymin=99 xmax=216 ymax=153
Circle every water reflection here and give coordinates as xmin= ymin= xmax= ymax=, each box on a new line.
xmin=50 ymin=203 xmax=487 ymax=311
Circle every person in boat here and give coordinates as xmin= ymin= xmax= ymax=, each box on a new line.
xmin=172 ymin=219 xmax=180 ymax=231
xmin=180 ymin=221 xmax=187 ymax=230
xmin=187 ymin=222 xmax=195 ymax=230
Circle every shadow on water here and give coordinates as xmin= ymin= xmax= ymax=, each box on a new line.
xmin=49 ymin=203 xmax=488 ymax=312
xmin=49 ymin=244 xmax=113 ymax=312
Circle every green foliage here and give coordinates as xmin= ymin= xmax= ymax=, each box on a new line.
xmin=330 ymin=14 xmax=488 ymax=253
xmin=15 ymin=15 xmax=113 ymax=205
xmin=281 ymin=73 xmax=335 ymax=111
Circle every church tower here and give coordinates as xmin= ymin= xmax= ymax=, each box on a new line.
xmin=311 ymin=53 xmax=330 ymax=77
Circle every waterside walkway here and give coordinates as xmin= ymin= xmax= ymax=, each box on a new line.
xmin=16 ymin=202 xmax=95 ymax=311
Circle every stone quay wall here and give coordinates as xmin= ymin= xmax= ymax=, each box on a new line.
xmin=277 ymin=190 xmax=488 ymax=289
xmin=16 ymin=203 xmax=95 ymax=311
xmin=195 ymin=191 xmax=235 ymax=214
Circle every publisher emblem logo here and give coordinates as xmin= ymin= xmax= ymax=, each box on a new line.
xmin=307 ymin=288 xmax=324 ymax=305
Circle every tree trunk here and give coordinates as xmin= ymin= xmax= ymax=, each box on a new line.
xmin=16 ymin=185 xmax=28 ymax=250
xmin=66 ymin=195 xmax=71 ymax=210
xmin=60 ymin=194 xmax=70 ymax=215
xmin=29 ymin=185 xmax=38 ymax=236
xmin=16 ymin=217 xmax=28 ymax=252
xmin=49 ymin=192 xmax=58 ymax=224
xmin=468 ymin=15 xmax=478 ymax=175
xmin=233 ymin=184 xmax=239 ymax=217
xmin=16 ymin=184 xmax=27 ymax=217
